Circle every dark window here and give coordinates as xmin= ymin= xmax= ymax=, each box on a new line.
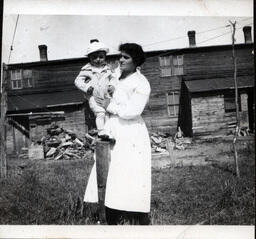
xmin=159 ymin=55 xmax=183 ymax=77
xmin=159 ymin=56 xmax=172 ymax=77
xmin=11 ymin=69 xmax=34 ymax=89
xmin=224 ymin=91 xmax=241 ymax=113
xmin=166 ymin=91 xmax=180 ymax=116
xmin=173 ymin=55 xmax=184 ymax=75
xmin=11 ymin=70 xmax=23 ymax=89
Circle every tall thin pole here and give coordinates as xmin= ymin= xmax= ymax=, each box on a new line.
xmin=229 ymin=20 xmax=240 ymax=178
xmin=8 ymin=14 xmax=20 ymax=64
xmin=0 ymin=64 xmax=8 ymax=178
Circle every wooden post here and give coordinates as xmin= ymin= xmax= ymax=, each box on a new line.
xmin=0 ymin=64 xmax=8 ymax=178
xmin=166 ymin=138 xmax=175 ymax=166
xmin=12 ymin=125 xmax=17 ymax=155
xmin=95 ymin=141 xmax=111 ymax=223
xmin=229 ymin=20 xmax=240 ymax=178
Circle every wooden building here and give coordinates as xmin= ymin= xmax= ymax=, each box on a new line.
xmin=5 ymin=26 xmax=254 ymax=153
xmin=178 ymin=43 xmax=254 ymax=137
xmin=142 ymin=43 xmax=254 ymax=136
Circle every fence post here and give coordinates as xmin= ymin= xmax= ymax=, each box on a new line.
xmin=95 ymin=141 xmax=111 ymax=223
xmin=0 ymin=64 xmax=8 ymax=178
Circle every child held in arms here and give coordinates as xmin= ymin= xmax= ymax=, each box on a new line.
xmin=75 ymin=39 xmax=119 ymax=141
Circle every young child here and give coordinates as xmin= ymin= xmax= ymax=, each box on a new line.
xmin=74 ymin=39 xmax=119 ymax=138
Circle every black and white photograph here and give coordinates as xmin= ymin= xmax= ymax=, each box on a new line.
xmin=0 ymin=0 xmax=254 ymax=238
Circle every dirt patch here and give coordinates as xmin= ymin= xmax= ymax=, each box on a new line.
xmin=152 ymin=136 xmax=254 ymax=168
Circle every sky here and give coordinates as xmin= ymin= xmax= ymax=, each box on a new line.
xmin=2 ymin=0 xmax=254 ymax=64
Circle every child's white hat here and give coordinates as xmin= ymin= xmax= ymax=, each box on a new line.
xmin=86 ymin=39 xmax=109 ymax=56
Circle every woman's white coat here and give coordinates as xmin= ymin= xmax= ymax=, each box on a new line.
xmin=84 ymin=70 xmax=151 ymax=213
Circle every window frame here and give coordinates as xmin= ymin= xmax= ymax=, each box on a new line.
xmin=159 ymin=56 xmax=172 ymax=77
xmin=166 ymin=91 xmax=180 ymax=117
xmin=172 ymin=55 xmax=184 ymax=76
xmin=159 ymin=55 xmax=184 ymax=77
xmin=11 ymin=69 xmax=23 ymax=89
xmin=10 ymin=69 xmax=34 ymax=89
xmin=224 ymin=91 xmax=241 ymax=113
xmin=23 ymin=77 xmax=33 ymax=88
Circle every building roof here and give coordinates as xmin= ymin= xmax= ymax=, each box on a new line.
xmin=8 ymin=90 xmax=84 ymax=112
xmin=185 ymin=75 xmax=254 ymax=93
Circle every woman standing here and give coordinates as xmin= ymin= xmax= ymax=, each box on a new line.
xmin=103 ymin=43 xmax=151 ymax=225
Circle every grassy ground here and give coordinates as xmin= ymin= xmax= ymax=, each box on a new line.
xmin=0 ymin=137 xmax=254 ymax=225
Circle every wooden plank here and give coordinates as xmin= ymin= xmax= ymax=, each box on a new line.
xmin=12 ymin=125 xmax=17 ymax=155
xmin=95 ymin=141 xmax=111 ymax=223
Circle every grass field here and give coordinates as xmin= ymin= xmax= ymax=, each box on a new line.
xmin=0 ymin=137 xmax=254 ymax=225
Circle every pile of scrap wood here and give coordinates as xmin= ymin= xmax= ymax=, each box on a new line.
xmin=237 ymin=127 xmax=251 ymax=136
xmin=150 ymin=128 xmax=192 ymax=153
xmin=150 ymin=132 xmax=171 ymax=153
xmin=173 ymin=127 xmax=192 ymax=150
xmin=18 ymin=147 xmax=29 ymax=159
xmin=41 ymin=124 xmax=95 ymax=160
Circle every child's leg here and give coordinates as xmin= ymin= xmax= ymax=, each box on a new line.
xmin=95 ymin=112 xmax=106 ymax=132
xmin=89 ymin=96 xmax=105 ymax=132
xmin=102 ymin=113 xmax=113 ymax=138
xmin=89 ymin=97 xmax=105 ymax=113
xmin=98 ymin=113 xmax=115 ymax=145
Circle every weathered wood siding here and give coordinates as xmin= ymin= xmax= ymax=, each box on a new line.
xmin=183 ymin=47 xmax=254 ymax=80
xmin=240 ymin=92 xmax=249 ymax=128
xmin=141 ymin=56 xmax=182 ymax=133
xmin=6 ymin=125 xmax=29 ymax=154
xmin=182 ymin=45 xmax=254 ymax=136
xmin=191 ymin=92 xmax=250 ymax=136
xmin=7 ymin=62 xmax=86 ymax=95
xmin=7 ymin=57 xmax=120 ymax=95
xmin=191 ymin=95 xmax=226 ymax=135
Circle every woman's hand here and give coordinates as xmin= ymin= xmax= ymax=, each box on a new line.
xmin=103 ymin=98 xmax=111 ymax=110
xmin=86 ymin=86 xmax=94 ymax=96
xmin=107 ymin=85 xmax=115 ymax=97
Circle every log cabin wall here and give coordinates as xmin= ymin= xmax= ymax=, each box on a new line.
xmin=191 ymin=90 xmax=250 ymax=136
xmin=191 ymin=94 xmax=226 ymax=136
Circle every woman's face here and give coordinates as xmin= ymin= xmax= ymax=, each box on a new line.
xmin=119 ymin=51 xmax=136 ymax=74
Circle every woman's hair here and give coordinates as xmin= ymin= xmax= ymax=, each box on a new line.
xmin=119 ymin=43 xmax=146 ymax=67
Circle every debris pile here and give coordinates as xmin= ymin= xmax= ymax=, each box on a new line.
xmin=237 ymin=127 xmax=251 ymax=137
xmin=227 ymin=123 xmax=252 ymax=137
xmin=173 ymin=127 xmax=192 ymax=150
xmin=150 ymin=132 xmax=171 ymax=153
xmin=41 ymin=124 xmax=94 ymax=160
xmin=150 ymin=127 xmax=192 ymax=153
xmin=18 ymin=147 xmax=29 ymax=159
